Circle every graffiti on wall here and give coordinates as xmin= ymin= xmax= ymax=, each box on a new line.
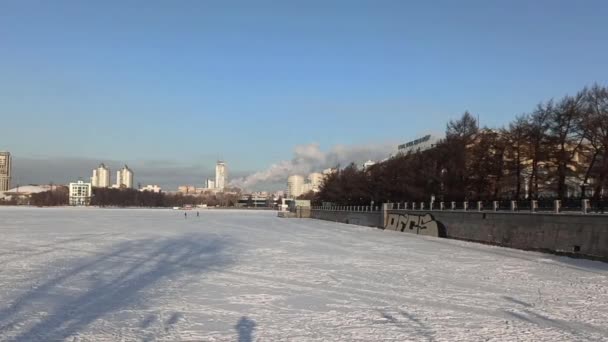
xmin=384 ymin=213 xmax=446 ymax=237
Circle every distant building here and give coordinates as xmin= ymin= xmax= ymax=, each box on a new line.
xmin=287 ymin=172 xmax=325 ymax=198
xmin=302 ymin=183 xmax=313 ymax=194
xmin=115 ymin=165 xmax=134 ymax=188
xmin=178 ymin=185 xmax=197 ymax=194
xmin=91 ymin=163 xmax=111 ymax=188
xmin=363 ymin=160 xmax=376 ymax=170
xmin=287 ymin=175 xmax=305 ymax=198
xmin=140 ymin=184 xmax=161 ymax=193
xmin=206 ymin=178 xmax=215 ymax=189
xmin=69 ymin=180 xmax=92 ymax=206
xmin=308 ymin=172 xmax=324 ymax=192
xmin=0 ymin=151 xmax=11 ymax=192
xmin=215 ymin=161 xmax=227 ymax=190
xmin=397 ymin=134 xmax=442 ymax=155
xmin=236 ymin=194 xmax=274 ymax=208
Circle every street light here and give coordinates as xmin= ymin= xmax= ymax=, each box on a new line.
xmin=440 ymin=168 xmax=447 ymax=201
xmin=581 ymin=182 xmax=589 ymax=199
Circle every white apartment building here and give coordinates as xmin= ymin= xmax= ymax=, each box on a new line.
xmin=91 ymin=163 xmax=111 ymax=188
xmin=69 ymin=180 xmax=92 ymax=206
xmin=287 ymin=172 xmax=327 ymax=198
xmin=308 ymin=172 xmax=324 ymax=192
xmin=115 ymin=165 xmax=134 ymax=188
xmin=215 ymin=161 xmax=227 ymax=190
xmin=287 ymin=174 xmax=305 ymax=198
xmin=0 ymin=151 xmax=11 ymax=192
xmin=140 ymin=184 xmax=161 ymax=193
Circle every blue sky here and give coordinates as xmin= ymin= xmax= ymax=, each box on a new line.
xmin=1 ymin=0 xmax=607 ymax=188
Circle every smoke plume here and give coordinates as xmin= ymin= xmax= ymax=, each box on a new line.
xmin=230 ymin=142 xmax=396 ymax=191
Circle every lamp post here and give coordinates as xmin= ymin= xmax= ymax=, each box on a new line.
xmin=440 ymin=168 xmax=447 ymax=202
xmin=581 ymin=182 xmax=589 ymax=199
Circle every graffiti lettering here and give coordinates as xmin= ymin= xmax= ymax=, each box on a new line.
xmin=384 ymin=213 xmax=446 ymax=237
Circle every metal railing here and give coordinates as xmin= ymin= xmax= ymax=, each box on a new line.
xmin=311 ymin=205 xmax=381 ymax=212
xmin=312 ymin=199 xmax=608 ymax=215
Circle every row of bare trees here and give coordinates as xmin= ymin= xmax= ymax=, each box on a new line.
xmin=4 ymin=187 xmax=241 ymax=207
xmin=90 ymin=188 xmax=241 ymax=207
xmin=315 ymin=85 xmax=608 ymax=205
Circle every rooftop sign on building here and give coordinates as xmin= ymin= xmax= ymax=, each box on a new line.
xmin=398 ymin=134 xmax=442 ymax=154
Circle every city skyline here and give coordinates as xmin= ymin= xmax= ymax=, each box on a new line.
xmin=2 ymin=1 xmax=608 ymax=191
xmin=7 ymin=141 xmax=394 ymax=191
xmin=4 ymin=154 xmax=243 ymax=191
xmin=5 ymin=156 xmax=246 ymax=191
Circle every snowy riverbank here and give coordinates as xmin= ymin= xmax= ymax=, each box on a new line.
xmin=0 ymin=207 xmax=606 ymax=341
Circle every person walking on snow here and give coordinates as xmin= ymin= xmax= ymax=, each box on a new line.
xmin=197 ymin=211 xmax=200 ymax=217
xmin=184 ymin=212 xmax=187 ymax=219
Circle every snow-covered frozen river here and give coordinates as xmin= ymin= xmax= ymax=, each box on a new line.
xmin=0 ymin=207 xmax=607 ymax=341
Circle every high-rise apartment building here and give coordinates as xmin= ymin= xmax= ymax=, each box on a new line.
xmin=308 ymin=172 xmax=324 ymax=192
xmin=215 ymin=161 xmax=227 ymax=190
xmin=115 ymin=165 xmax=134 ymax=188
xmin=287 ymin=172 xmax=326 ymax=198
xmin=206 ymin=178 xmax=215 ymax=189
xmin=0 ymin=151 xmax=11 ymax=192
xmin=91 ymin=163 xmax=111 ymax=188
xmin=287 ymin=175 xmax=305 ymax=198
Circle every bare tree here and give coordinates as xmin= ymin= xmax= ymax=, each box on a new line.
xmin=446 ymin=111 xmax=478 ymax=142
xmin=503 ymin=116 xmax=528 ymax=199
xmin=582 ymin=85 xmax=608 ymax=198
xmin=525 ymin=103 xmax=552 ymax=198
xmin=548 ymin=91 xmax=586 ymax=198
xmin=445 ymin=111 xmax=479 ymax=199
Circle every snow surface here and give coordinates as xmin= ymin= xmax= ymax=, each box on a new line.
xmin=0 ymin=207 xmax=607 ymax=341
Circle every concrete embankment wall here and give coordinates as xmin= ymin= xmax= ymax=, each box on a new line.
xmin=310 ymin=210 xmax=382 ymax=228
xmin=311 ymin=209 xmax=608 ymax=260
xmin=278 ymin=207 xmax=312 ymax=218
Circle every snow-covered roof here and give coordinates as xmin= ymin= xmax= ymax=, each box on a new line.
xmin=3 ymin=185 xmax=53 ymax=195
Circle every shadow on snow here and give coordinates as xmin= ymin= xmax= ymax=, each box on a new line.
xmin=0 ymin=233 xmax=234 ymax=341
xmin=236 ymin=316 xmax=256 ymax=342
